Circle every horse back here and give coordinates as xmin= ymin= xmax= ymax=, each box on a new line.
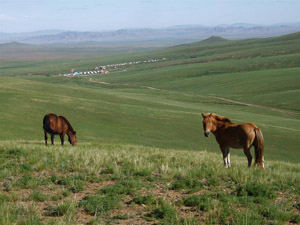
xmin=43 ymin=113 xmax=68 ymax=134
xmin=217 ymin=122 xmax=257 ymax=148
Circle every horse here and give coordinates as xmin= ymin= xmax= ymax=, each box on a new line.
xmin=201 ymin=113 xmax=264 ymax=169
xmin=43 ymin=113 xmax=77 ymax=146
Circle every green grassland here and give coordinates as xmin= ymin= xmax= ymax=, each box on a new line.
xmin=0 ymin=32 xmax=299 ymax=224
xmin=0 ymin=42 xmax=164 ymax=76
xmin=0 ymin=142 xmax=299 ymax=224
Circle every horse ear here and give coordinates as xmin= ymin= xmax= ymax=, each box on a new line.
xmin=202 ymin=113 xmax=210 ymax=118
xmin=209 ymin=113 xmax=213 ymax=117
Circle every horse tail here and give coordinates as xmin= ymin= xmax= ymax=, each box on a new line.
xmin=43 ymin=114 xmax=50 ymax=130
xmin=254 ymin=127 xmax=265 ymax=169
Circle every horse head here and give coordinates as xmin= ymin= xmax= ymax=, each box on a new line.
xmin=68 ymin=131 xmax=77 ymax=146
xmin=201 ymin=113 xmax=216 ymax=137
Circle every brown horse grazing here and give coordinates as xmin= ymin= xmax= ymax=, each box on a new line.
xmin=43 ymin=113 xmax=77 ymax=146
xmin=201 ymin=113 xmax=264 ymax=169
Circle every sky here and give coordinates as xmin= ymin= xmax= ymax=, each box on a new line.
xmin=0 ymin=0 xmax=299 ymax=33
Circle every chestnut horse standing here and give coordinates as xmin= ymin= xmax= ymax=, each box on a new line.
xmin=43 ymin=113 xmax=77 ymax=146
xmin=202 ymin=113 xmax=264 ymax=169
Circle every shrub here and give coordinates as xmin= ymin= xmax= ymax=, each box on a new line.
xmin=56 ymin=176 xmax=85 ymax=193
xmin=17 ymin=216 xmax=42 ymax=225
xmin=171 ymin=178 xmax=203 ymax=191
xmin=146 ymin=199 xmax=178 ymax=224
xmin=15 ymin=176 xmax=42 ymax=189
xmin=20 ymin=163 xmax=34 ymax=173
xmin=99 ymin=184 xmax=133 ymax=196
xmin=236 ymin=181 xmax=276 ymax=199
xmin=206 ymin=176 xmax=221 ymax=187
xmin=8 ymin=149 xmax=25 ymax=157
xmin=178 ymin=217 xmax=199 ymax=225
xmin=45 ymin=201 xmax=73 ymax=217
xmin=231 ymin=209 xmax=263 ymax=225
xmin=62 ymin=189 xmax=71 ymax=197
xmin=134 ymin=170 xmax=151 ymax=177
xmin=100 ymin=167 xmax=114 ymax=174
xmin=259 ymin=205 xmax=291 ymax=222
xmin=27 ymin=192 xmax=48 ymax=202
xmin=119 ymin=178 xmax=144 ymax=188
xmin=50 ymin=174 xmax=58 ymax=183
xmin=151 ymin=203 xmax=177 ymax=219
xmin=79 ymin=195 xmax=120 ymax=215
xmin=293 ymin=202 xmax=300 ymax=210
xmin=131 ymin=195 xmax=156 ymax=206
xmin=290 ymin=214 xmax=300 ymax=224
xmin=0 ymin=194 xmax=9 ymax=203
xmin=183 ymin=195 xmax=212 ymax=211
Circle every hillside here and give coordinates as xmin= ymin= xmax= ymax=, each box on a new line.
xmin=198 ymin=36 xmax=227 ymax=44
xmin=0 ymin=30 xmax=299 ymax=224
xmin=0 ymin=32 xmax=299 ymax=164
xmin=0 ymin=142 xmax=299 ymax=224
xmin=90 ymin=32 xmax=300 ymax=112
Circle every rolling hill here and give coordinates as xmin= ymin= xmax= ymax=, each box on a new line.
xmin=0 ymin=32 xmax=299 ymax=162
xmin=0 ymin=31 xmax=299 ymax=224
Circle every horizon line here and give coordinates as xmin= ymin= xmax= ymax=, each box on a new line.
xmin=2 ymin=22 xmax=300 ymax=34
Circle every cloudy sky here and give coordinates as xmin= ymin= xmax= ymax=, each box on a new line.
xmin=0 ymin=0 xmax=299 ymax=33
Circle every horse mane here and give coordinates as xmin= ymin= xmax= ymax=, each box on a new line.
xmin=213 ymin=114 xmax=232 ymax=123
xmin=61 ymin=116 xmax=75 ymax=132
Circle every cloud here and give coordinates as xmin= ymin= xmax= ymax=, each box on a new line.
xmin=0 ymin=14 xmax=15 ymax=21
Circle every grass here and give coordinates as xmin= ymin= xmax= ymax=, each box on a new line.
xmin=0 ymin=72 xmax=299 ymax=162
xmin=79 ymin=195 xmax=120 ymax=216
xmin=131 ymin=195 xmax=156 ymax=206
xmin=1 ymin=33 xmax=298 ymax=162
xmin=0 ymin=32 xmax=299 ymax=223
xmin=27 ymin=191 xmax=49 ymax=202
xmin=0 ymin=141 xmax=299 ymax=224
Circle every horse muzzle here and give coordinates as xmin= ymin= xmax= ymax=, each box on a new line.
xmin=204 ymin=131 xmax=210 ymax=137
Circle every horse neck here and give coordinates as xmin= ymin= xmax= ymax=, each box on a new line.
xmin=67 ymin=127 xmax=74 ymax=136
xmin=63 ymin=118 xmax=74 ymax=135
xmin=212 ymin=120 xmax=228 ymax=134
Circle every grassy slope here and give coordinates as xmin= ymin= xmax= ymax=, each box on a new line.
xmin=0 ymin=74 xmax=299 ymax=163
xmin=96 ymin=32 xmax=300 ymax=112
xmin=0 ymin=33 xmax=300 ymax=224
xmin=0 ymin=33 xmax=299 ymax=163
xmin=0 ymin=142 xmax=299 ymax=224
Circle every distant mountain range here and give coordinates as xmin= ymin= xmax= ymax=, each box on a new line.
xmin=1 ymin=23 xmax=299 ymax=45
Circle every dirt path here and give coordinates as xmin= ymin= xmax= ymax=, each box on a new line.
xmin=211 ymin=96 xmax=300 ymax=117
xmin=88 ymin=78 xmax=300 ymax=117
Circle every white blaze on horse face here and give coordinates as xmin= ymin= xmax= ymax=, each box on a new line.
xmin=262 ymin=156 xmax=265 ymax=169
xmin=203 ymin=118 xmax=213 ymax=137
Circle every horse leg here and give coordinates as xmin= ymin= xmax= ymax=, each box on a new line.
xmin=51 ymin=134 xmax=54 ymax=145
xmin=221 ymin=146 xmax=230 ymax=168
xmin=60 ymin=133 xmax=65 ymax=145
xmin=243 ymin=147 xmax=252 ymax=168
xmin=226 ymin=148 xmax=231 ymax=168
xmin=44 ymin=130 xmax=48 ymax=146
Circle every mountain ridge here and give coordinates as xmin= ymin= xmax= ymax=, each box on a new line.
xmin=1 ymin=23 xmax=299 ymax=45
